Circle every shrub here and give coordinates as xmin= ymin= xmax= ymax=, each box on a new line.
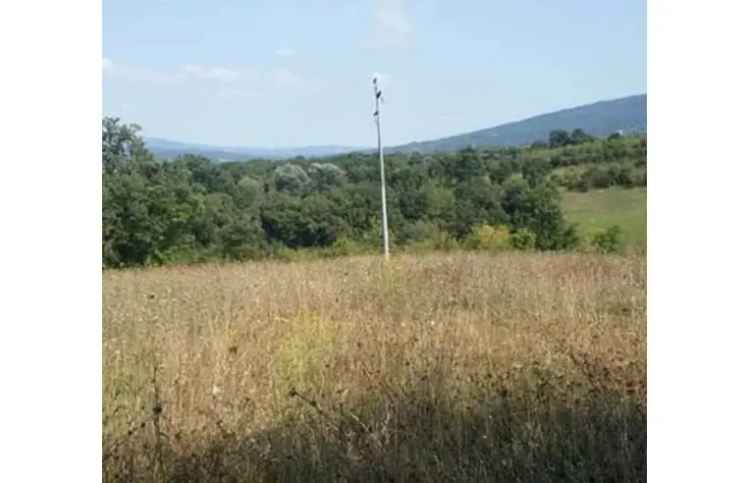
xmin=399 ymin=221 xmax=441 ymax=244
xmin=587 ymin=167 xmax=614 ymax=189
xmin=509 ymin=228 xmax=536 ymax=250
xmin=326 ymin=237 xmax=367 ymax=258
xmin=435 ymin=232 xmax=461 ymax=251
xmin=592 ymin=225 xmax=623 ymax=254
xmin=555 ymin=224 xmax=581 ymax=251
xmin=267 ymin=243 xmax=297 ymax=262
xmin=557 ymin=170 xmax=585 ymax=192
xmin=464 ymin=224 xmax=511 ymax=251
xmin=521 ymin=158 xmax=551 ymax=187
xmin=608 ymin=165 xmax=634 ymax=188
xmin=573 ymin=176 xmax=590 ymax=192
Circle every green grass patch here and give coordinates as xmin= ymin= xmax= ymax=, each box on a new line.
xmin=562 ymin=187 xmax=646 ymax=248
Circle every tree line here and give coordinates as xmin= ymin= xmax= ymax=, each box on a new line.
xmin=103 ymin=118 xmax=644 ymax=267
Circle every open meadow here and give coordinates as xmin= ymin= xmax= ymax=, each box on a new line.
xmin=562 ymin=187 xmax=647 ymax=248
xmin=103 ymin=251 xmax=646 ymax=482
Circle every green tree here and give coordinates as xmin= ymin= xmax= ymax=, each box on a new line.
xmin=308 ymin=163 xmax=347 ymax=191
xmin=549 ymin=130 xmax=571 ymax=148
xmin=390 ymin=164 xmax=429 ymax=221
xmin=219 ymin=213 xmax=266 ymax=260
xmin=521 ymin=158 xmax=551 ymax=187
xmin=273 ymin=163 xmax=311 ymax=194
xmin=570 ymin=128 xmax=594 ymax=145
xmin=500 ymin=177 xmax=578 ymax=250
xmin=260 ymin=193 xmax=346 ymax=248
xmin=324 ymin=183 xmax=382 ymax=236
xmin=236 ymin=176 xmax=263 ymax=210
xmin=451 ymin=179 xmax=507 ymax=238
xmin=488 ymin=159 xmax=516 ymax=185
xmin=103 ymin=171 xmax=157 ymax=266
xmin=433 ymin=148 xmax=484 ymax=184
xmin=102 ymin=117 xmax=153 ymax=173
xmin=454 ymin=147 xmax=484 ymax=182
xmin=421 ymin=182 xmax=455 ymax=225
xmin=174 ymin=155 xmax=216 ymax=191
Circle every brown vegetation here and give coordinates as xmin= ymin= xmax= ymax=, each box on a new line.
xmin=103 ymin=252 xmax=646 ymax=482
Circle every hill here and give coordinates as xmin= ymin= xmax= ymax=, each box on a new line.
xmin=389 ymin=94 xmax=646 ymax=153
xmin=144 ymin=94 xmax=645 ymax=161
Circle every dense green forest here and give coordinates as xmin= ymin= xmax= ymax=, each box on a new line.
xmin=102 ymin=117 xmax=646 ymax=268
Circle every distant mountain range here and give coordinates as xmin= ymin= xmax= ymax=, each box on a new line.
xmin=145 ymin=93 xmax=645 ymax=161
xmin=144 ymin=138 xmax=364 ymax=162
xmin=388 ymin=94 xmax=646 ymax=154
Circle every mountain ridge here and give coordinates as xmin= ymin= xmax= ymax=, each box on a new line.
xmin=388 ymin=93 xmax=646 ymax=153
xmin=145 ymin=93 xmax=646 ymax=161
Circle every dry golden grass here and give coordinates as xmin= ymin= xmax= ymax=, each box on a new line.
xmin=103 ymin=251 xmax=646 ymax=482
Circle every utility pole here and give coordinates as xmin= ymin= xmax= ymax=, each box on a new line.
xmin=373 ymin=76 xmax=390 ymax=260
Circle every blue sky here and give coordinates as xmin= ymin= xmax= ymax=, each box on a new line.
xmin=103 ymin=0 xmax=645 ymax=148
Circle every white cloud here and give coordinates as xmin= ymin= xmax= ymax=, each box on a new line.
xmin=373 ymin=0 xmax=412 ymax=47
xmin=103 ymin=59 xmax=186 ymax=84
xmin=181 ymin=64 xmax=241 ymax=83
xmin=104 ymin=60 xmax=314 ymax=97
xmin=110 ymin=64 xmax=180 ymax=84
xmin=274 ymin=47 xmax=296 ymax=57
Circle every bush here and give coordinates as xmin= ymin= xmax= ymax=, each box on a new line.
xmin=591 ymin=225 xmax=623 ymax=254
xmin=573 ymin=176 xmax=590 ymax=192
xmin=325 ymin=237 xmax=367 ymax=258
xmin=509 ymin=228 xmax=536 ymax=250
xmin=398 ymin=221 xmax=441 ymax=244
xmin=429 ymin=231 xmax=461 ymax=251
xmin=608 ymin=165 xmax=634 ymax=188
xmin=554 ymin=224 xmax=581 ymax=251
xmin=266 ymin=243 xmax=298 ymax=262
xmin=587 ymin=167 xmax=614 ymax=189
xmin=521 ymin=158 xmax=551 ymax=187
xmin=464 ymin=224 xmax=511 ymax=251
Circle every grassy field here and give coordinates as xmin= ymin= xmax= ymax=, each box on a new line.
xmin=103 ymin=252 xmax=646 ymax=482
xmin=562 ymin=187 xmax=647 ymax=248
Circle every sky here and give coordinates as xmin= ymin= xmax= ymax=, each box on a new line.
xmin=103 ymin=0 xmax=646 ymax=148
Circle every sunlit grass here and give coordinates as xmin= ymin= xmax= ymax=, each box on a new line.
xmin=103 ymin=252 xmax=646 ymax=482
xmin=562 ymin=187 xmax=647 ymax=247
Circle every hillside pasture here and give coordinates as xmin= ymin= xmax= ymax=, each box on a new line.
xmin=562 ymin=187 xmax=647 ymax=248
